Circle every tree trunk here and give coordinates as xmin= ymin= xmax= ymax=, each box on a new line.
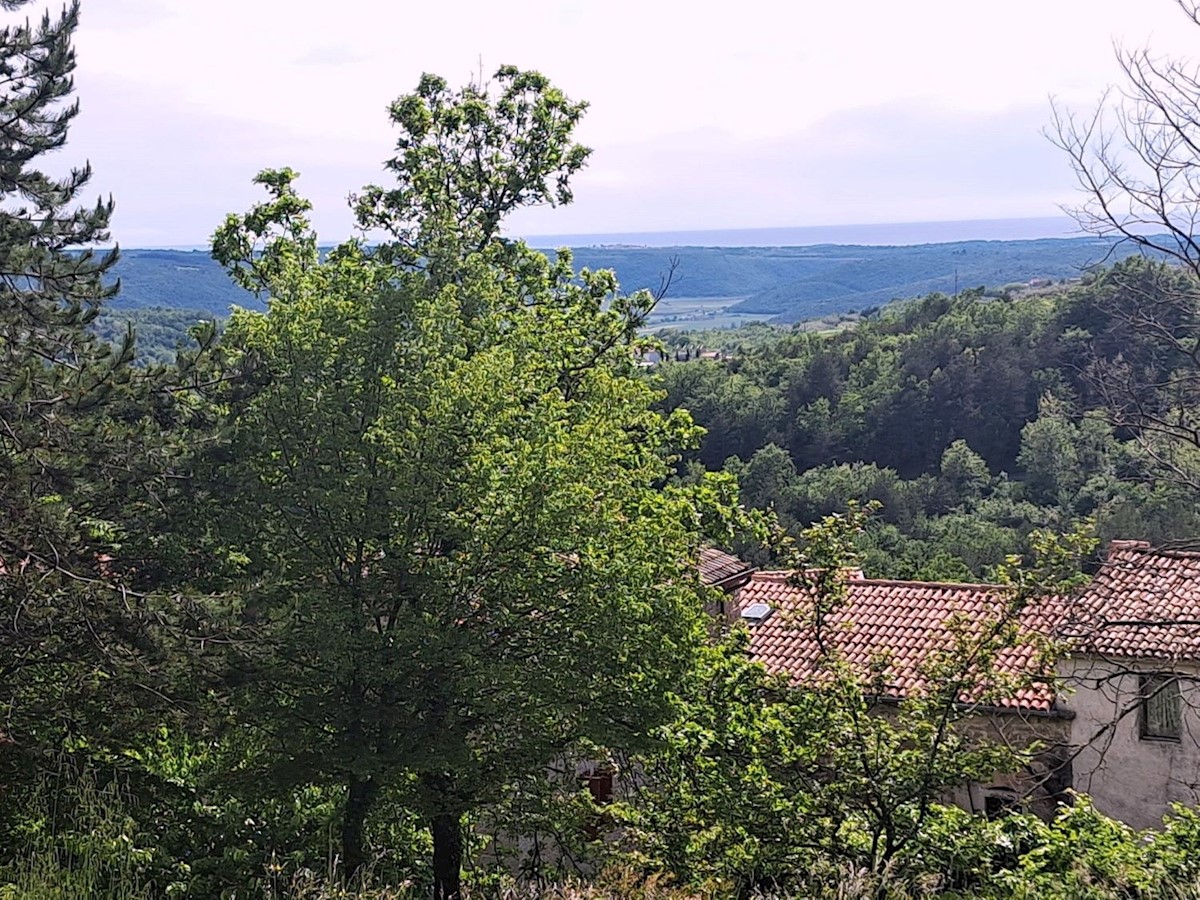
xmin=431 ymin=810 xmax=463 ymax=900
xmin=342 ymin=774 xmax=375 ymax=883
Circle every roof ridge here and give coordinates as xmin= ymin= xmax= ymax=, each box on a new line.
xmin=753 ymin=570 xmax=794 ymax=581
xmin=853 ymin=577 xmax=1012 ymax=591
xmin=1112 ymin=547 xmax=1200 ymax=561
xmin=748 ymin=570 xmax=1011 ymax=592
xmin=1105 ymin=539 xmax=1200 ymax=560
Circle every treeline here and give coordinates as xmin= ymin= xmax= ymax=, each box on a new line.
xmin=102 ymin=236 xmax=1158 ymax=327
xmin=658 ymin=259 xmax=1200 ymax=579
xmin=101 ymin=239 xmax=1142 ymax=344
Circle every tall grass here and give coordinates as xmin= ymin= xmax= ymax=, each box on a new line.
xmin=0 ymin=771 xmax=161 ymax=899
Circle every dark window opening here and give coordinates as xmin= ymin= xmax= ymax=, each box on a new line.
xmin=581 ymin=765 xmax=615 ymax=841
xmin=1140 ymin=673 xmax=1183 ymax=742
xmin=584 ymin=766 xmax=614 ymax=805
xmin=984 ymin=788 xmax=1017 ymax=820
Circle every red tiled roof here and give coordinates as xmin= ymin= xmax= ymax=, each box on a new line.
xmin=1064 ymin=541 xmax=1200 ymax=661
xmin=732 ymin=541 xmax=1200 ymax=713
xmin=737 ymin=571 xmax=1064 ymax=712
xmin=699 ymin=547 xmax=755 ymax=591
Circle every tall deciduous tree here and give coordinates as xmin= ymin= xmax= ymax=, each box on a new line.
xmin=1050 ymin=0 xmax=1200 ymax=488
xmin=203 ymin=69 xmax=738 ymax=898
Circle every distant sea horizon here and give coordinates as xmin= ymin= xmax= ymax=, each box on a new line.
xmin=515 ymin=215 xmax=1086 ymax=249
xmin=139 ymin=215 xmax=1090 ymax=252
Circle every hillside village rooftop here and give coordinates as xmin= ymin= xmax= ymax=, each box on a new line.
xmin=725 ymin=540 xmax=1200 ymax=828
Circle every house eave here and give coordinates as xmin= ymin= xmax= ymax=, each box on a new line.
xmin=859 ymin=692 xmax=1076 ymax=721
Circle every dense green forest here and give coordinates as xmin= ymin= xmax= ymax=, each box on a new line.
xmin=656 ymin=261 xmax=1200 ymax=580
xmin=109 ymin=248 xmax=268 ymax=315
xmin=11 ymin=3 xmax=1200 ymax=900
xmin=94 ymin=306 xmax=218 ymax=366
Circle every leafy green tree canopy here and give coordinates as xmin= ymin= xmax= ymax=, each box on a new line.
xmin=202 ymin=68 xmax=741 ymax=898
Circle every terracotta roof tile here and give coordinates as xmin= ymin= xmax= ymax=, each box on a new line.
xmin=735 ymin=542 xmax=1200 ymax=711
xmin=1061 ymin=544 xmax=1200 ymax=660
xmin=736 ymin=571 xmax=1063 ymax=712
xmin=698 ymin=547 xmax=755 ymax=591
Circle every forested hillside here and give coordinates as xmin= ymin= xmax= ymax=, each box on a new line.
xmin=110 ymin=248 xmax=267 ymax=315
xmin=93 ymin=305 xmax=216 ymax=365
xmin=724 ymin=237 xmax=1145 ymax=320
xmin=658 ymin=258 xmax=1200 ymax=579
xmin=103 ymin=252 xmax=1200 ymax=583
xmin=107 ymin=235 xmax=1148 ymax=333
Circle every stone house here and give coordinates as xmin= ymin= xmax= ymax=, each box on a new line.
xmin=1053 ymin=540 xmax=1200 ymax=829
xmin=729 ymin=540 xmax=1200 ymax=828
xmin=732 ymin=568 xmax=1074 ymax=820
xmin=491 ymin=539 xmax=1200 ymax=875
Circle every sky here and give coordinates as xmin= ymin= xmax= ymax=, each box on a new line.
xmin=46 ymin=0 xmax=1200 ymax=246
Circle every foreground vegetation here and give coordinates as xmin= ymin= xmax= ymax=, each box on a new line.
xmin=11 ymin=770 xmax=1200 ymax=899
xmin=12 ymin=2 xmax=1200 ymax=899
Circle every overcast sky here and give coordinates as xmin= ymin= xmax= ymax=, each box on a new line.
xmin=50 ymin=0 xmax=1200 ymax=246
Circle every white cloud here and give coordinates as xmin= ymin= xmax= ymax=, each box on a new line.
xmin=290 ymin=45 xmax=370 ymax=67
xmin=46 ymin=0 xmax=1200 ymax=244
xmin=505 ymin=102 xmax=1076 ymax=235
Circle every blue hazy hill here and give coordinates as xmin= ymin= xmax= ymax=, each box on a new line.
xmin=726 ymin=237 xmax=1142 ymax=321
xmin=109 ymin=233 xmax=1140 ymax=324
xmin=112 ymin=248 xmax=266 ymax=316
xmin=563 ymin=237 xmax=1138 ymax=322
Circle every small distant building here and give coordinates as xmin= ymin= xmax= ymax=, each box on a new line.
xmin=632 ymin=348 xmax=666 ymax=368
